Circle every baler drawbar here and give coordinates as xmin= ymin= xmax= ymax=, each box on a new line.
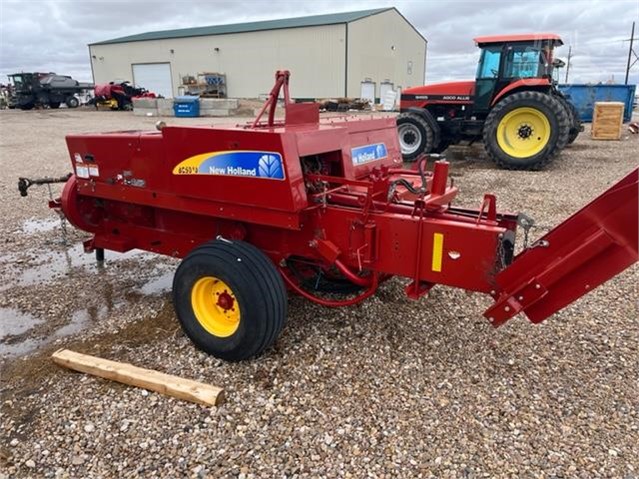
xmin=39 ymin=71 xmax=637 ymax=361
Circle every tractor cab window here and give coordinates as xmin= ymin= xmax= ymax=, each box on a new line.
xmin=477 ymin=46 xmax=502 ymax=79
xmin=503 ymin=45 xmax=544 ymax=79
xmin=8 ymin=75 xmax=23 ymax=88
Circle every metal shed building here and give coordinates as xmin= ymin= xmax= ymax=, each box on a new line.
xmin=88 ymin=8 xmax=427 ymax=100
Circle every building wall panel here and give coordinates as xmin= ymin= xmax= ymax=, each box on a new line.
xmin=90 ymin=24 xmax=346 ymax=98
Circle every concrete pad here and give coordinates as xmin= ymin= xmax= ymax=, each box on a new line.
xmin=132 ymin=98 xmax=158 ymax=109
xmin=200 ymin=99 xmax=239 ymax=110
xmin=199 ymin=109 xmax=231 ymax=117
xmin=133 ymin=108 xmax=158 ymax=117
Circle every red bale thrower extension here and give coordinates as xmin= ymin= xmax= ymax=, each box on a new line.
xmin=27 ymin=71 xmax=638 ymax=361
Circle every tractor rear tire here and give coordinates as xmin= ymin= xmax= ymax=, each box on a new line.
xmin=557 ymin=96 xmax=582 ymax=144
xmin=397 ymin=112 xmax=434 ymax=161
xmin=173 ymin=240 xmax=287 ymax=361
xmin=483 ymin=91 xmax=570 ymax=170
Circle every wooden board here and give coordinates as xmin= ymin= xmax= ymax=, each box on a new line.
xmin=592 ymin=101 xmax=624 ymax=140
xmin=52 ymin=349 xmax=225 ymax=407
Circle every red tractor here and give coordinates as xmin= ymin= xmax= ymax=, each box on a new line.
xmin=398 ymin=34 xmax=582 ymax=169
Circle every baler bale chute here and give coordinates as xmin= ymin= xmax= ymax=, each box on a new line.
xmin=27 ymin=71 xmax=637 ymax=361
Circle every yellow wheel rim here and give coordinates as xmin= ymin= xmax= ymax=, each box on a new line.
xmin=191 ymin=276 xmax=240 ymax=337
xmin=496 ymin=107 xmax=551 ymax=159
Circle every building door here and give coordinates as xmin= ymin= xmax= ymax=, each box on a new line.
xmin=132 ymin=63 xmax=173 ymax=98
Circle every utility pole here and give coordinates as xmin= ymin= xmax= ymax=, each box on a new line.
xmin=565 ymin=45 xmax=572 ymax=83
xmin=625 ymin=21 xmax=635 ymax=85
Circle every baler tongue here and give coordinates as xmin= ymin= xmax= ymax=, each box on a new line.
xmin=485 ymin=168 xmax=638 ymax=327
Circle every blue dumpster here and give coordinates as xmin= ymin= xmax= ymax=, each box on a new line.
xmin=558 ymin=84 xmax=636 ymax=123
xmin=174 ymin=96 xmax=200 ymax=117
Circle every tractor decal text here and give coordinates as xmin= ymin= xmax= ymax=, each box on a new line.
xmin=173 ymin=151 xmax=285 ymax=180
xmin=401 ymin=94 xmax=473 ymax=102
xmin=351 ymin=143 xmax=388 ymax=166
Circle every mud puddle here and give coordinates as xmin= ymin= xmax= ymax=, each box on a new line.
xmin=21 ymin=217 xmax=63 ymax=234
xmin=0 ymin=241 xmax=177 ymax=360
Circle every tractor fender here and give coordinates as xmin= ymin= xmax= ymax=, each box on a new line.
xmin=404 ymin=107 xmax=442 ymax=148
xmin=491 ymin=78 xmax=552 ymax=106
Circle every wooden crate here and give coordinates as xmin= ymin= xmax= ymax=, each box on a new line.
xmin=591 ymin=101 xmax=624 ymax=140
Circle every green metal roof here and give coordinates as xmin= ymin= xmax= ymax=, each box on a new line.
xmin=90 ymin=8 xmax=393 ymax=46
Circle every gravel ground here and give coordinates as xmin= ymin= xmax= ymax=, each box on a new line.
xmin=1 ymin=108 xmax=638 ymax=479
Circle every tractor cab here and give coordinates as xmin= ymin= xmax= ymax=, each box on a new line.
xmin=398 ymin=33 xmax=578 ymax=170
xmin=473 ymin=34 xmax=563 ymax=113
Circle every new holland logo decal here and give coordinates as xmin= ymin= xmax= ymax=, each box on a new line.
xmin=351 ymin=143 xmax=388 ymax=165
xmin=173 ymin=150 xmax=285 ymax=180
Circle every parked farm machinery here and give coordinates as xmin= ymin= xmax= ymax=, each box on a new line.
xmin=399 ymin=34 xmax=583 ymax=169
xmin=22 ymin=71 xmax=638 ymax=361
xmin=6 ymin=72 xmax=92 ymax=110
xmin=91 ymin=81 xmax=156 ymax=111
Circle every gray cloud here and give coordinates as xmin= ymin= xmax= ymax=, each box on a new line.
xmin=1 ymin=0 xmax=637 ymax=86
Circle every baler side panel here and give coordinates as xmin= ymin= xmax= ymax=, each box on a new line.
xmin=314 ymin=207 xmax=507 ymax=293
xmin=162 ymin=126 xmax=307 ymax=214
xmin=341 ymin=121 xmax=403 ymax=179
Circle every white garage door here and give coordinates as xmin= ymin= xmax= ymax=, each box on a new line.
xmin=132 ymin=63 xmax=173 ymax=98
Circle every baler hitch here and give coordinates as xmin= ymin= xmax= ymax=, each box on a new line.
xmin=18 ymin=173 xmax=72 ymax=197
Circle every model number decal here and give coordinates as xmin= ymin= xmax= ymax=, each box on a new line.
xmin=175 ymin=165 xmax=198 ymax=175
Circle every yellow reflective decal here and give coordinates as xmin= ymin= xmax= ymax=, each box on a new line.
xmin=432 ymin=233 xmax=444 ymax=272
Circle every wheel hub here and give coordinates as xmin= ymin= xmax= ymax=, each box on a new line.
xmin=398 ymin=123 xmax=423 ymax=155
xmin=403 ymin=131 xmax=417 ymax=144
xmin=216 ymin=290 xmax=235 ymax=311
xmin=517 ymin=124 xmax=534 ymax=139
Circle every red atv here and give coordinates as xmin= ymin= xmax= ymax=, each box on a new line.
xmin=398 ymin=34 xmax=582 ymax=169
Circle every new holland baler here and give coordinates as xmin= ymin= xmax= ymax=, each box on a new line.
xmin=29 ymin=71 xmax=638 ymax=361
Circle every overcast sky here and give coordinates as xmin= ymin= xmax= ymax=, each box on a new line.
xmin=1 ymin=0 xmax=637 ymax=86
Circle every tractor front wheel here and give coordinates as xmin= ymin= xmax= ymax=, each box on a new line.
xmin=66 ymin=96 xmax=80 ymax=108
xmin=397 ymin=112 xmax=434 ymax=161
xmin=483 ymin=91 xmax=570 ymax=170
xmin=173 ymin=240 xmax=287 ymax=361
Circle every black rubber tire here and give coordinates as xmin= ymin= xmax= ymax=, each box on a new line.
xmin=66 ymin=96 xmax=80 ymax=108
xmin=49 ymin=102 xmax=61 ymax=109
xmin=483 ymin=91 xmax=570 ymax=170
xmin=556 ymin=96 xmax=582 ymax=144
xmin=397 ymin=112 xmax=434 ymax=161
xmin=173 ymin=240 xmax=287 ymax=361
xmin=20 ymin=103 xmax=34 ymax=110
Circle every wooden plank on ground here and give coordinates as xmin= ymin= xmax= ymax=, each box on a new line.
xmin=52 ymin=349 xmax=225 ymax=407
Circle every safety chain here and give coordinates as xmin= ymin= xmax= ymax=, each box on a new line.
xmin=47 ymin=183 xmax=69 ymax=245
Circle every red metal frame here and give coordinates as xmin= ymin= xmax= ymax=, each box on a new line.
xmin=55 ymin=71 xmax=639 ymax=328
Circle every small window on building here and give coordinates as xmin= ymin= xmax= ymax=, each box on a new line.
xmin=407 ymin=61 xmax=413 ymax=75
